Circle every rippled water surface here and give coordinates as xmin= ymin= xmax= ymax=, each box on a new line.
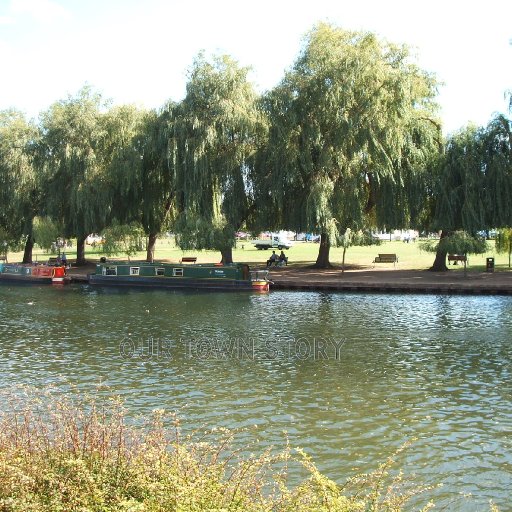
xmin=1 ymin=284 xmax=511 ymax=509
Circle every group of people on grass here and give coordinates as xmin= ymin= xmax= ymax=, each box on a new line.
xmin=266 ymin=250 xmax=288 ymax=267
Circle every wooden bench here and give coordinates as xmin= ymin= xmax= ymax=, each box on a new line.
xmin=48 ymin=257 xmax=60 ymax=266
xmin=448 ymin=254 xmax=467 ymax=265
xmin=373 ymin=253 xmax=398 ymax=267
xmin=180 ymin=256 xmax=197 ymax=264
xmin=268 ymin=257 xmax=288 ymax=267
xmin=0 ymin=253 xmax=7 ymax=263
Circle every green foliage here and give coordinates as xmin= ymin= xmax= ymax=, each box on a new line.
xmin=32 ymin=216 xmax=62 ymax=251
xmin=171 ymin=53 xmax=267 ymax=254
xmin=259 ymin=22 xmax=440 ymax=266
xmin=420 ymin=231 xmax=487 ymax=255
xmin=2 ymin=33 xmax=509 ymax=266
xmin=0 ymin=227 xmax=9 ymax=255
xmin=338 ymin=228 xmax=381 ymax=249
xmin=0 ymin=110 xmax=39 ymax=244
xmin=138 ymin=105 xmax=177 ymax=237
xmin=101 ymin=222 xmax=146 ymax=257
xmin=432 ymin=125 xmax=487 ymax=232
xmin=37 ymin=86 xmax=113 ymax=241
xmin=481 ymin=115 xmax=512 ymax=228
xmin=0 ymin=227 xmax=25 ymax=253
xmin=338 ymin=227 xmax=380 ymax=272
xmin=174 ymin=213 xmax=235 ymax=252
xmin=431 ymin=115 xmax=512 ymax=233
xmin=495 ymin=228 xmax=512 ymax=267
xmin=101 ymin=103 xmax=148 ymax=226
xmin=0 ymin=389 xmax=438 ymax=512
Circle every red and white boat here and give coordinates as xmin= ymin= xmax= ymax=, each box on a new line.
xmin=0 ymin=262 xmax=70 ymax=285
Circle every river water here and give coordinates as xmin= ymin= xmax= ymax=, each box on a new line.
xmin=0 ymin=283 xmax=511 ymax=509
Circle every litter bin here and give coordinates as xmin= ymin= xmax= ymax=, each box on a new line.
xmin=486 ymin=257 xmax=495 ymax=272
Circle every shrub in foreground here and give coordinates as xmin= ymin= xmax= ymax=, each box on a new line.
xmin=0 ymin=390 xmax=437 ymax=511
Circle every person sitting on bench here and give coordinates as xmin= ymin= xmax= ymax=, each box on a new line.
xmin=267 ymin=251 xmax=279 ymax=267
xmin=278 ymin=250 xmax=288 ymax=266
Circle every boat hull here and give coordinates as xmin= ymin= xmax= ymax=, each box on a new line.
xmin=0 ymin=263 xmax=69 ymax=285
xmin=88 ymin=274 xmax=268 ymax=291
xmin=88 ymin=261 xmax=270 ymax=292
xmin=0 ymin=273 xmax=54 ymax=284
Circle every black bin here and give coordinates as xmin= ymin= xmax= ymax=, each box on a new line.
xmin=486 ymin=257 xmax=495 ymax=272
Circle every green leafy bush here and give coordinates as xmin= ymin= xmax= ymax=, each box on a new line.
xmin=0 ymin=389 xmax=441 ymax=511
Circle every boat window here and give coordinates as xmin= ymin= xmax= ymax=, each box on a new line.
xmin=155 ymin=267 xmax=165 ymax=276
xmin=172 ymin=268 xmax=183 ymax=277
xmin=130 ymin=267 xmax=140 ymax=276
xmin=105 ymin=266 xmax=117 ymax=276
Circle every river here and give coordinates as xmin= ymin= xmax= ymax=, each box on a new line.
xmin=0 ymin=283 xmax=511 ymax=509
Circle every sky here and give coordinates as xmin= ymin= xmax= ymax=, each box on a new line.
xmin=0 ymin=0 xmax=511 ymax=134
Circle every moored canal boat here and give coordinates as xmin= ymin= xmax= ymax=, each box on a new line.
xmin=0 ymin=262 xmax=69 ymax=285
xmin=88 ymin=261 xmax=270 ymax=292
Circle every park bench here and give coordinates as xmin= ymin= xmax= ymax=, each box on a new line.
xmin=266 ymin=254 xmax=288 ymax=267
xmin=448 ymin=254 xmax=467 ymax=265
xmin=180 ymin=256 xmax=197 ymax=264
xmin=277 ymin=255 xmax=288 ymax=266
xmin=373 ymin=253 xmax=398 ymax=267
xmin=269 ymin=256 xmax=288 ymax=267
xmin=48 ymin=257 xmax=60 ymax=266
xmin=0 ymin=253 xmax=7 ymax=263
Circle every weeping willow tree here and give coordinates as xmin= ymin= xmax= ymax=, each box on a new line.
xmin=170 ymin=53 xmax=267 ymax=264
xmin=0 ymin=110 xmax=39 ymax=262
xmin=427 ymin=125 xmax=486 ymax=271
xmin=429 ymin=115 xmax=511 ymax=271
xmin=421 ymin=231 xmax=487 ymax=276
xmin=37 ymin=87 xmax=113 ymax=265
xmin=138 ymin=105 xmax=177 ymax=262
xmin=99 ymin=104 xmax=161 ymax=260
xmin=259 ymin=23 xmax=440 ymax=267
xmin=481 ymin=114 xmax=512 ymax=228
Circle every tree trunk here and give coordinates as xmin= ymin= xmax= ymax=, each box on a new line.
xmin=22 ymin=235 xmax=34 ymax=264
xmin=429 ymin=230 xmax=449 ymax=271
xmin=146 ymin=232 xmax=157 ymax=262
xmin=220 ymin=247 xmax=233 ymax=265
xmin=76 ymin=236 xmax=87 ymax=266
xmin=313 ymin=233 xmax=332 ymax=268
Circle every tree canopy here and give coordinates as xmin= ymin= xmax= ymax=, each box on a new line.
xmin=170 ymin=53 xmax=267 ymax=263
xmin=37 ymin=87 xmax=111 ymax=264
xmin=0 ymin=110 xmax=39 ymax=261
xmin=1 ymin=24 xmax=511 ymax=271
xmin=259 ymin=23 xmax=440 ymax=267
xmin=427 ymin=115 xmax=512 ymax=270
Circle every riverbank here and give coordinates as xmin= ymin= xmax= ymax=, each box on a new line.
xmin=66 ymin=262 xmax=512 ymax=295
xmin=268 ymin=266 xmax=512 ymax=295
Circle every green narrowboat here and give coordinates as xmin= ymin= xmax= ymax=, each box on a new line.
xmin=88 ymin=261 xmax=270 ymax=292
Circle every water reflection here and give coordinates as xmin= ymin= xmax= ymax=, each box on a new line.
xmin=0 ymin=285 xmax=511 ymax=509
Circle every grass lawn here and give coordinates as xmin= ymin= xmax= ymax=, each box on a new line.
xmin=5 ymin=236 xmax=511 ymax=272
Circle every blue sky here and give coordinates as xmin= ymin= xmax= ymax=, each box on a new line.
xmin=1 ymin=0 xmax=511 ymax=134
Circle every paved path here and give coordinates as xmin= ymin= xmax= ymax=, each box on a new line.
xmin=267 ymin=266 xmax=512 ymax=295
